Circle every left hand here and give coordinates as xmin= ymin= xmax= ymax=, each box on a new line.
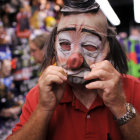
xmin=84 ymin=60 xmax=127 ymax=118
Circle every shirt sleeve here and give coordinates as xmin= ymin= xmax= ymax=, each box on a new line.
xmin=133 ymin=80 xmax=140 ymax=112
xmin=6 ymin=85 xmax=39 ymax=139
xmin=122 ymin=75 xmax=140 ymax=112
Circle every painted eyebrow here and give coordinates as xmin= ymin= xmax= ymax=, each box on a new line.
xmin=82 ymin=28 xmax=102 ymax=41
xmin=57 ymin=27 xmax=102 ymax=41
xmin=57 ymin=27 xmax=76 ymax=34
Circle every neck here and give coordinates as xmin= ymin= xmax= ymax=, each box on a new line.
xmin=71 ymin=84 xmax=97 ymax=109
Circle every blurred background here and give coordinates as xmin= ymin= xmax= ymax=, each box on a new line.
xmin=0 ymin=0 xmax=140 ymax=139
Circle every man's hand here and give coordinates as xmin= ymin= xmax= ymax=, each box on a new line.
xmin=38 ymin=65 xmax=67 ymax=111
xmin=84 ymin=60 xmax=126 ymax=118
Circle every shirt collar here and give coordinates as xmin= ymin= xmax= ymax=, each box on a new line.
xmin=60 ymin=84 xmax=73 ymax=103
xmin=60 ymin=84 xmax=104 ymax=111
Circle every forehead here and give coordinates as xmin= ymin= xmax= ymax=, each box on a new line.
xmin=57 ymin=11 xmax=108 ymax=35
xmin=30 ymin=41 xmax=38 ymax=49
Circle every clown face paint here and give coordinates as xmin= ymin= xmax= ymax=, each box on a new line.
xmin=55 ymin=12 xmax=109 ymax=84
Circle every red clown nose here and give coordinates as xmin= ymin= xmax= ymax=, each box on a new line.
xmin=67 ymin=53 xmax=84 ymax=69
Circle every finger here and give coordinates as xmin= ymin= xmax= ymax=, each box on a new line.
xmin=45 ymin=65 xmax=67 ymax=75
xmin=90 ymin=60 xmax=114 ymax=72
xmin=85 ymin=80 xmax=106 ymax=90
xmin=85 ymin=80 xmax=116 ymax=95
xmin=84 ymin=69 xmax=111 ymax=81
xmin=40 ymin=66 xmax=67 ymax=81
xmin=46 ymin=69 xmax=67 ymax=81
xmin=45 ymin=74 xmax=65 ymax=85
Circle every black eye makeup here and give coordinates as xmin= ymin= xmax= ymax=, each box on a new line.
xmin=59 ymin=39 xmax=71 ymax=51
xmin=81 ymin=44 xmax=97 ymax=52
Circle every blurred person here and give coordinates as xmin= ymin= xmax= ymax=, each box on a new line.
xmin=0 ymin=21 xmax=10 ymax=44
xmin=0 ymin=59 xmax=12 ymax=77
xmin=7 ymin=0 xmax=140 ymax=140
xmin=0 ymin=59 xmax=21 ymax=119
xmin=29 ymin=33 xmax=50 ymax=64
xmin=129 ymin=26 xmax=140 ymax=40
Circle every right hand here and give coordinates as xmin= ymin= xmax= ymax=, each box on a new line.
xmin=38 ymin=65 xmax=67 ymax=111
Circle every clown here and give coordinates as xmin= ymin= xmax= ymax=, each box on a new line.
xmin=55 ymin=4 xmax=110 ymax=84
xmin=7 ymin=0 xmax=140 ymax=140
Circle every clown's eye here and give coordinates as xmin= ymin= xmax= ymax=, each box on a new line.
xmin=60 ymin=42 xmax=71 ymax=51
xmin=82 ymin=44 xmax=97 ymax=52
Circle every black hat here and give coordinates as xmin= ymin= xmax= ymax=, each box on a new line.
xmin=61 ymin=0 xmax=100 ymax=13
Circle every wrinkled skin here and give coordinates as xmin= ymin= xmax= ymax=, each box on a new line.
xmin=55 ymin=12 xmax=109 ymax=84
xmin=85 ymin=60 xmax=126 ymax=116
xmin=38 ymin=12 xmax=126 ymax=118
xmin=38 ymin=66 xmax=67 ymax=111
xmin=8 ymin=9 xmax=140 ymax=140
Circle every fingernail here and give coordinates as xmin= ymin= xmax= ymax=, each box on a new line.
xmin=84 ymin=75 xmax=87 ymax=79
xmin=60 ymin=69 xmax=67 ymax=76
xmin=63 ymin=68 xmax=67 ymax=73
xmin=85 ymin=84 xmax=89 ymax=88
xmin=63 ymin=76 xmax=67 ymax=80
xmin=90 ymin=64 xmax=95 ymax=68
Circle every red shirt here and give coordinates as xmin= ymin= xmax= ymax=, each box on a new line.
xmin=7 ymin=75 xmax=140 ymax=140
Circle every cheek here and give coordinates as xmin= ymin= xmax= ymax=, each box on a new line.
xmin=35 ymin=51 xmax=40 ymax=57
xmin=95 ymin=41 xmax=110 ymax=62
xmin=57 ymin=55 xmax=67 ymax=65
xmin=84 ymin=51 xmax=107 ymax=65
xmin=83 ymin=43 xmax=109 ymax=65
xmin=55 ymin=40 xmax=69 ymax=66
xmin=40 ymin=51 xmax=45 ymax=56
xmin=84 ymin=56 xmax=96 ymax=66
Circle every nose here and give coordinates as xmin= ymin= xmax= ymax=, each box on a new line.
xmin=67 ymin=53 xmax=84 ymax=69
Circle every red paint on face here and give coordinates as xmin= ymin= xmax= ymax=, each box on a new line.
xmin=67 ymin=53 xmax=83 ymax=69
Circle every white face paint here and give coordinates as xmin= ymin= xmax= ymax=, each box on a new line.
xmin=55 ymin=12 xmax=109 ymax=84
xmin=55 ymin=30 xmax=104 ymax=69
xmin=80 ymin=32 xmax=103 ymax=64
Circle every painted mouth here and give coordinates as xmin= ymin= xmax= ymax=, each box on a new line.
xmin=66 ymin=68 xmax=91 ymax=84
xmin=67 ymin=68 xmax=91 ymax=77
xmin=67 ymin=75 xmax=98 ymax=85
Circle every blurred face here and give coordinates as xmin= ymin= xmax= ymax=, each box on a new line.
xmin=55 ymin=12 xmax=109 ymax=84
xmin=30 ymin=41 xmax=44 ymax=64
xmin=1 ymin=59 xmax=12 ymax=77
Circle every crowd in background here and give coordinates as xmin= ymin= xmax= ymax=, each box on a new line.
xmin=0 ymin=0 xmax=140 ymax=139
xmin=0 ymin=0 xmax=62 ymax=139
